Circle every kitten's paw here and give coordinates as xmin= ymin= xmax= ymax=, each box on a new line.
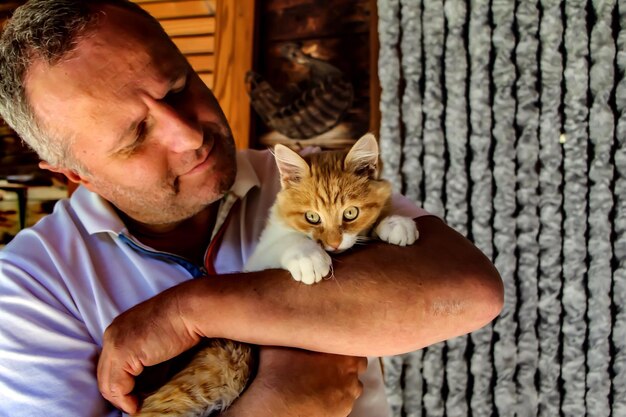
xmin=281 ymin=242 xmax=332 ymax=285
xmin=375 ymin=215 xmax=419 ymax=246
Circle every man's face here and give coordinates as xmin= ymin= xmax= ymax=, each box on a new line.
xmin=25 ymin=6 xmax=236 ymax=226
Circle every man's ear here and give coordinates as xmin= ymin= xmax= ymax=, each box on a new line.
xmin=39 ymin=161 xmax=91 ymax=187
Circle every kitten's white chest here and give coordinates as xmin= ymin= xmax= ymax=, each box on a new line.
xmin=244 ymin=206 xmax=332 ymax=285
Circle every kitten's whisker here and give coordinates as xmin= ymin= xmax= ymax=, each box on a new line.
xmin=324 ymin=263 xmax=336 ymax=280
xmin=355 ymin=236 xmax=373 ymax=244
xmin=325 ymin=265 xmax=344 ymax=291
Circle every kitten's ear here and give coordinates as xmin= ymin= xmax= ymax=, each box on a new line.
xmin=273 ymin=144 xmax=310 ymax=187
xmin=344 ymin=133 xmax=380 ymax=178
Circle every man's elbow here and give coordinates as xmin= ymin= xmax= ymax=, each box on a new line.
xmin=468 ymin=265 xmax=504 ymax=329
xmin=395 ymin=268 xmax=504 ymax=353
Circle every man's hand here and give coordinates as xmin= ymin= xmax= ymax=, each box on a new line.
xmin=96 ymin=217 xmax=503 ymax=413
xmin=222 ymin=347 xmax=367 ymax=417
xmin=97 ymin=287 xmax=201 ymax=414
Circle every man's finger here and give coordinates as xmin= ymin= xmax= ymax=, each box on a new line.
xmin=108 ymin=390 xmax=139 ymax=415
xmin=98 ymin=366 xmax=139 ymax=414
xmin=97 ymin=351 xmax=142 ymax=414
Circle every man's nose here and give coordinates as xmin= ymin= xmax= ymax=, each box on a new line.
xmin=152 ymin=100 xmax=203 ymax=152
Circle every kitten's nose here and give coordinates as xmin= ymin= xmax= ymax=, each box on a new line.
xmin=324 ymin=238 xmax=342 ymax=252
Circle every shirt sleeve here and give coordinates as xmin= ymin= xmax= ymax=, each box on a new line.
xmin=0 ymin=259 xmax=120 ymax=417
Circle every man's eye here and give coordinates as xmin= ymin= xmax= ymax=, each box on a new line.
xmin=120 ymin=121 xmax=147 ymax=155
xmin=173 ymin=82 xmax=187 ymax=95
xmin=136 ymin=120 xmax=147 ymax=140
xmin=168 ymin=79 xmax=188 ymax=98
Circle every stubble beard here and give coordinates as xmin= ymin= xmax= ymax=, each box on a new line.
xmin=94 ymin=160 xmax=236 ymax=227
xmin=91 ymin=126 xmax=237 ymax=226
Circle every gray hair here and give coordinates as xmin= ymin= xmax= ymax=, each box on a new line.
xmin=0 ymin=0 xmax=155 ymax=169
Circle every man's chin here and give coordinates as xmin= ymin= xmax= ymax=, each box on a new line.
xmin=129 ymin=204 xmax=212 ymax=228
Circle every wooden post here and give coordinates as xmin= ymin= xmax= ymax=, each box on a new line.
xmin=213 ymin=0 xmax=256 ymax=150
xmin=369 ymin=0 xmax=381 ymax=137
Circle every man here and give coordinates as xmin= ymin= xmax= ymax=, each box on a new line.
xmin=0 ymin=1 xmax=503 ymax=416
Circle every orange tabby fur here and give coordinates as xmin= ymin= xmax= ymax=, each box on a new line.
xmin=275 ymin=149 xmax=393 ymax=250
xmin=134 ymin=340 xmax=253 ymax=417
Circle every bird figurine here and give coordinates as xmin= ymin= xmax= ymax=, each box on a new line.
xmin=245 ymin=43 xmax=354 ymax=140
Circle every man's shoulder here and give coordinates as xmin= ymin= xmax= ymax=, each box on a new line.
xmin=0 ymin=198 xmax=78 ymax=308
xmin=0 ymin=188 xmax=129 ymax=322
xmin=235 ymin=148 xmax=281 ymax=198
xmin=237 ymin=148 xmax=278 ymax=178
xmin=0 ymin=190 xmax=100 ymax=272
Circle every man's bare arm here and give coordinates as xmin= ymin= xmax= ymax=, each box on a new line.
xmin=185 ymin=216 xmax=503 ymax=354
xmin=98 ymin=216 xmax=503 ymax=411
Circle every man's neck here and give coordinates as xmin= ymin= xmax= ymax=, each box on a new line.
xmin=121 ymin=203 xmax=220 ymax=265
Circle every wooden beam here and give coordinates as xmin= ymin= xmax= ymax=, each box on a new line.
xmin=213 ymin=0 xmax=256 ymax=150
xmin=262 ymin=0 xmax=370 ymax=42
xmin=369 ymin=0 xmax=380 ymax=137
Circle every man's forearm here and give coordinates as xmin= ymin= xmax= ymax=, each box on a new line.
xmin=181 ymin=216 xmax=504 ymax=356
xmin=98 ymin=217 xmax=503 ymax=412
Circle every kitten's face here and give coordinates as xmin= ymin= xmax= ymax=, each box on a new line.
xmin=274 ymin=137 xmax=392 ymax=252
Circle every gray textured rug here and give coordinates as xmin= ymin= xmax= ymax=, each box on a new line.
xmin=377 ymin=0 xmax=622 ymax=416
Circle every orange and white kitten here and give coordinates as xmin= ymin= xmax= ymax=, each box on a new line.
xmin=134 ymin=339 xmax=253 ymax=417
xmin=245 ymin=133 xmax=419 ymax=284
xmin=133 ymin=134 xmax=418 ymax=416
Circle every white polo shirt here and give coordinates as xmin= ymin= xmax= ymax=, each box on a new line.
xmin=0 ymin=148 xmax=425 ymax=417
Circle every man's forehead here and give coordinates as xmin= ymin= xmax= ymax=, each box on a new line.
xmin=24 ymin=48 xmax=127 ymax=133
xmin=24 ymin=7 xmax=186 ymax=144
xmin=26 ymin=7 xmax=185 ymax=105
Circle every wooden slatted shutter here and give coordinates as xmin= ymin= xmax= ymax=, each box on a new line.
xmin=133 ymin=0 xmax=255 ymax=149
xmin=132 ymin=0 xmax=217 ymax=89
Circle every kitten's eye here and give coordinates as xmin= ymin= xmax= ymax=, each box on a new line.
xmin=343 ymin=206 xmax=359 ymax=221
xmin=305 ymin=211 xmax=321 ymax=225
